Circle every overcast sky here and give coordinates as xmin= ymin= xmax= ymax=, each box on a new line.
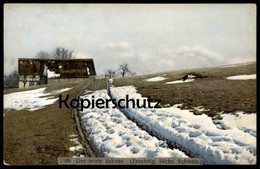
xmin=4 ymin=4 xmax=256 ymax=76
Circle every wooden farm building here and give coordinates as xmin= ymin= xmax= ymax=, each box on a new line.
xmin=18 ymin=58 xmax=96 ymax=88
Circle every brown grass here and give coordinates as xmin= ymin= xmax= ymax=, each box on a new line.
xmin=113 ymin=62 xmax=256 ymax=116
xmin=3 ymin=80 xmax=97 ymax=165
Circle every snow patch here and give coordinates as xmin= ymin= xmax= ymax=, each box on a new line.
xmin=216 ymin=112 xmax=256 ymax=137
xmin=165 ymin=79 xmax=194 ymax=84
xmin=69 ymin=144 xmax=83 ymax=152
xmin=69 ymin=136 xmax=83 ymax=152
xmin=146 ymin=76 xmax=167 ymax=82
xmin=226 ymin=74 xmax=256 ymax=80
xmin=165 ymin=73 xmax=197 ymax=84
xmin=4 ymin=87 xmax=72 ymax=111
xmin=69 ymin=134 xmax=85 ymax=157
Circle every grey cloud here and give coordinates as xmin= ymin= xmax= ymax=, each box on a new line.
xmin=4 ymin=4 xmax=256 ymax=76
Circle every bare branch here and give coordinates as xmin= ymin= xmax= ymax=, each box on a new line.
xmin=52 ymin=47 xmax=76 ymax=59
xmin=35 ymin=51 xmax=50 ymax=59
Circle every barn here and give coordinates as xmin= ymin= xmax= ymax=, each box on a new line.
xmin=18 ymin=58 xmax=96 ymax=88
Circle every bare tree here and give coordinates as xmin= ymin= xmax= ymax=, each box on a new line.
xmin=119 ymin=63 xmax=135 ymax=77
xmin=105 ymin=69 xmax=116 ymax=78
xmin=119 ymin=64 xmax=129 ymax=77
xmin=35 ymin=51 xmax=50 ymax=59
xmin=52 ymin=47 xmax=76 ymax=59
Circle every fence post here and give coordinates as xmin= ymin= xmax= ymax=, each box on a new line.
xmin=106 ymin=79 xmax=111 ymax=97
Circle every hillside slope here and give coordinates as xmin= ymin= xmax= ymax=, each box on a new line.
xmin=113 ymin=62 xmax=256 ymax=117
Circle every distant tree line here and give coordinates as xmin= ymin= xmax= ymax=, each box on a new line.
xmin=4 ymin=71 xmax=19 ymax=89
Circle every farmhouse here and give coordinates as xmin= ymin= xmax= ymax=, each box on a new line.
xmin=18 ymin=58 xmax=96 ymax=88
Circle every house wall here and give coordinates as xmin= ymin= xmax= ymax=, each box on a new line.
xmin=19 ymin=81 xmax=29 ymax=88
xmin=18 ymin=75 xmax=41 ymax=88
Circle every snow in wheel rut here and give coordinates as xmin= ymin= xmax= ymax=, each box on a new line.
xmin=79 ymin=90 xmax=188 ymax=158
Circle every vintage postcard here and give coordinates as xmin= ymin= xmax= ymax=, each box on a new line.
xmin=3 ymin=4 xmax=256 ymax=165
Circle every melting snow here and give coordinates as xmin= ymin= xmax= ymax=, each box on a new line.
xmin=109 ymin=86 xmax=256 ymax=164
xmin=69 ymin=134 xmax=84 ymax=157
xmin=146 ymin=76 xmax=167 ymax=82
xmin=69 ymin=137 xmax=83 ymax=152
xmin=69 ymin=144 xmax=83 ymax=152
xmin=4 ymin=87 xmax=72 ymax=111
xmin=165 ymin=79 xmax=194 ymax=84
xmin=220 ymin=112 xmax=256 ymax=131
xmin=215 ymin=112 xmax=256 ymax=137
xmin=226 ymin=74 xmax=256 ymax=80
xmin=165 ymin=74 xmax=196 ymax=84
xmin=79 ymin=90 xmax=187 ymax=158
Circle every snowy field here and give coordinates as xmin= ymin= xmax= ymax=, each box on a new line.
xmin=79 ymin=90 xmax=187 ymax=158
xmin=226 ymin=74 xmax=256 ymax=80
xmin=4 ymin=87 xmax=72 ymax=111
xmin=145 ymin=76 xmax=167 ymax=82
xmin=109 ymin=86 xmax=256 ymax=164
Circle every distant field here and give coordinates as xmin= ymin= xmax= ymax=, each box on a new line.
xmin=113 ymin=62 xmax=256 ymax=117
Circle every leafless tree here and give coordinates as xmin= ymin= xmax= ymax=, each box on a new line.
xmin=105 ymin=69 xmax=116 ymax=78
xmin=35 ymin=51 xmax=50 ymax=59
xmin=119 ymin=63 xmax=130 ymax=77
xmin=119 ymin=63 xmax=135 ymax=77
xmin=52 ymin=47 xmax=76 ymax=59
